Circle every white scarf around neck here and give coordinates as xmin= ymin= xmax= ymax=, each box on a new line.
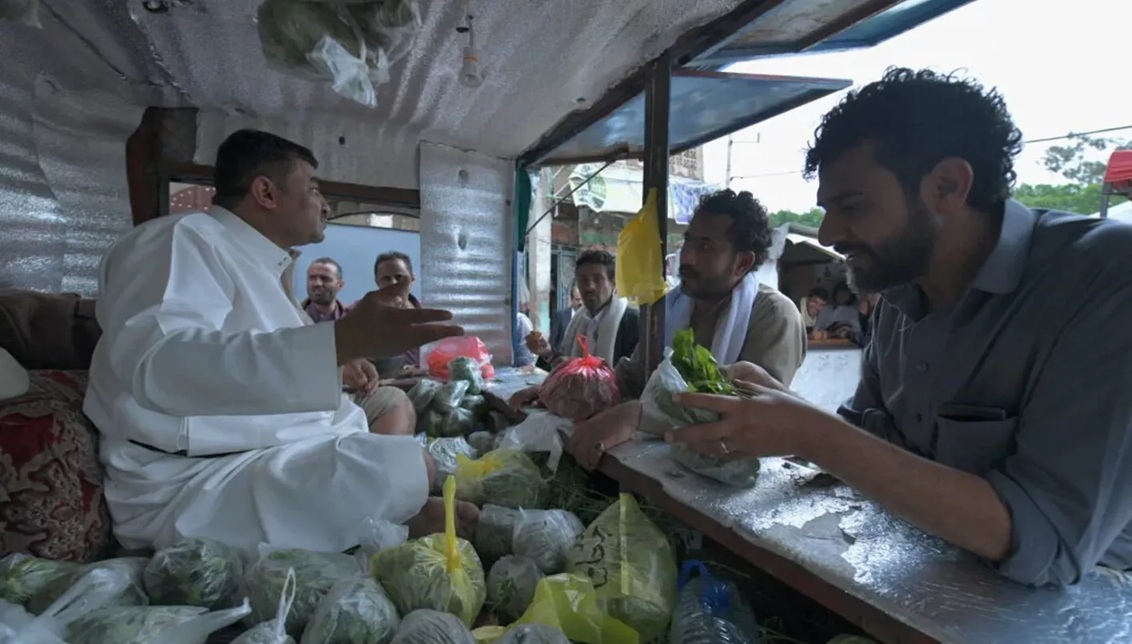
xmin=561 ymin=296 xmax=627 ymax=363
xmin=663 ymin=272 xmax=759 ymax=364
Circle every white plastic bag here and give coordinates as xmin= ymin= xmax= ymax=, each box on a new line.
xmin=0 ymin=567 xmax=133 ymax=644
xmin=354 ymin=516 xmax=410 ymax=573
xmin=497 ymin=411 xmax=569 ymax=473
xmin=159 ymin=599 xmax=253 ymax=644
xmin=231 ymin=569 xmax=296 ymax=644
xmin=0 ymin=0 xmax=40 ymax=28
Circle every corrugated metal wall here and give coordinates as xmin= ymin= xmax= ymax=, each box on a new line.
xmin=419 ymin=142 xmax=514 ymax=366
xmin=0 ymin=21 xmax=141 ymax=295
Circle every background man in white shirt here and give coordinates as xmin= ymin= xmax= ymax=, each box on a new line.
xmin=84 ymin=129 xmax=476 ymax=553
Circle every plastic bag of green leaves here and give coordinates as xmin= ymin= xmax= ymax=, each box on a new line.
xmin=390 ymin=609 xmax=474 ymax=644
xmin=566 ymin=494 xmax=678 ymax=641
xmin=408 ymin=379 xmax=442 ymax=413
xmin=300 ymin=574 xmax=399 ymax=644
xmin=486 ymin=556 xmax=543 ymax=624
xmin=670 ymin=443 xmax=761 ymax=488
xmin=476 ymin=504 xmax=520 ymax=567
xmin=428 ymin=436 xmax=479 ymax=481
xmin=0 ymin=553 xmax=81 ymax=608
xmin=417 ymin=408 xmax=443 ymax=435
xmin=496 ymin=623 xmax=570 ymax=644
xmin=10 ymin=556 xmax=149 ymax=615
xmin=512 ymin=510 xmax=584 ymax=575
xmin=1 ymin=566 xmax=135 ymax=644
xmin=454 ymin=450 xmax=546 ymax=509
xmin=449 ymin=357 xmax=486 ymax=395
xmin=144 ymin=537 xmax=244 ymax=609
xmin=245 ymin=546 xmax=357 ymax=637
xmin=433 ymin=380 xmax=470 ymax=413
xmin=68 ymin=599 xmax=252 ymax=644
xmin=641 ymin=328 xmax=736 ymax=431
xmin=232 ymin=568 xmax=297 ymax=644
xmin=459 ymin=394 xmax=488 ymax=416
xmin=371 ymin=478 xmax=486 ymax=627
xmin=467 ymin=431 xmax=496 ymax=455
xmin=437 ymin=407 xmax=477 ymax=438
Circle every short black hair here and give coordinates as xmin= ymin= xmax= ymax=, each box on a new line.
xmin=310 ymin=257 xmax=342 ymax=279
xmin=212 ymin=130 xmax=318 ymax=209
xmin=804 ymin=67 xmax=1023 ymax=214
xmin=575 ymin=250 xmax=616 ymax=281
xmin=375 ymin=251 xmax=414 ymax=277
xmin=807 ymin=286 xmax=830 ymax=301
xmin=694 ymin=189 xmax=774 ymax=266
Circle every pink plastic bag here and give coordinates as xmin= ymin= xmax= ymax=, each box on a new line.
xmin=427 ymin=336 xmax=495 ymax=380
xmin=538 ymin=337 xmax=620 ymax=421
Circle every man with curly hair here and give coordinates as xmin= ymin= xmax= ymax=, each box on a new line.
xmin=564 ymin=188 xmax=806 ymax=467
xmin=666 ymin=68 xmax=1132 ymax=588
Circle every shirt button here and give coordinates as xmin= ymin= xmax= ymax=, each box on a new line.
xmin=916 ymin=361 xmax=929 ymax=373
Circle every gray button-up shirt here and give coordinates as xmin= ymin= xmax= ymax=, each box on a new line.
xmin=838 ymin=199 xmax=1132 ymax=588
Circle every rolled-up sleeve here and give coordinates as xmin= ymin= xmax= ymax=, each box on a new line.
xmin=986 ymin=279 xmax=1132 ymax=587
xmin=97 ymin=223 xmax=341 ymax=418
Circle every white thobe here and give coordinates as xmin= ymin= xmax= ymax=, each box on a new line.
xmin=82 ymin=207 xmax=429 ymax=554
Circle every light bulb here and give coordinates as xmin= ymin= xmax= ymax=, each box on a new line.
xmin=459 ymin=46 xmax=483 ymax=88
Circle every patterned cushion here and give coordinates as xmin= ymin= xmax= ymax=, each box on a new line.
xmin=0 ymin=370 xmax=111 ymax=562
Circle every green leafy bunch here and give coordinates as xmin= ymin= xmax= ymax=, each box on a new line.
xmin=670 ymin=329 xmax=735 ymax=395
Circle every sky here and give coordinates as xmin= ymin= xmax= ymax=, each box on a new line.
xmin=700 ymin=0 xmax=1132 ymax=213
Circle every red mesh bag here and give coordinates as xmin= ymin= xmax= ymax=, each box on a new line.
xmin=538 ymin=336 xmax=621 ymax=421
xmin=427 ymin=336 xmax=495 ymax=380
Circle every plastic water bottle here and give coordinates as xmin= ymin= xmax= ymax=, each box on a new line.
xmin=669 ymin=560 xmax=762 ymax=644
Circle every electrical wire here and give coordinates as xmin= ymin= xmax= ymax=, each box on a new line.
xmin=729 ymin=124 xmax=1132 ymax=181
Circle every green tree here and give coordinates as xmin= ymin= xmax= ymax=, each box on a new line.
xmin=1043 ymin=134 xmax=1131 ymax=185
xmin=1013 ymin=183 xmax=1125 ymax=215
xmin=769 ymin=208 xmax=824 ymax=228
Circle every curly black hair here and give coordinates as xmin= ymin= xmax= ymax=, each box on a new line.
xmin=575 ymin=249 xmax=616 ymax=281
xmin=694 ymin=189 xmax=774 ymax=267
xmin=804 ymin=67 xmax=1023 ymax=214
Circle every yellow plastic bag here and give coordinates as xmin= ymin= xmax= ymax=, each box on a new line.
xmin=565 ymin=494 xmax=677 ymax=641
xmin=514 ymin=573 xmax=637 ymax=644
xmin=616 ymin=188 xmax=669 ymax=305
xmin=454 ymin=450 xmax=547 ymax=509
xmin=370 ymin=477 xmax=486 ymax=626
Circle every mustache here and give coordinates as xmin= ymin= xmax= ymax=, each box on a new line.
xmin=678 ymin=266 xmax=698 ymax=279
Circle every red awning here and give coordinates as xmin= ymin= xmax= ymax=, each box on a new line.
xmin=1103 ymin=150 xmax=1132 ymax=185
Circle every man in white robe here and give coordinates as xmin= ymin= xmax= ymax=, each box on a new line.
xmin=83 ymin=129 xmax=474 ymax=553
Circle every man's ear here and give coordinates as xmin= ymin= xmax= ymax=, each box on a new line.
xmin=921 ymin=157 xmax=973 ymax=214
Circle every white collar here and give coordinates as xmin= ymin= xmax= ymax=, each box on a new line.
xmin=208 ymin=206 xmax=294 ymax=277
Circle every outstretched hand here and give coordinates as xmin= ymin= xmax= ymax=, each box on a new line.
xmin=335 ymin=281 xmax=463 ymax=364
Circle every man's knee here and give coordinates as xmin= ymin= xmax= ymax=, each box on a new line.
xmin=358 ymin=387 xmax=415 ymax=435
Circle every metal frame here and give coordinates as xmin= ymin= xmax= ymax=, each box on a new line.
xmin=639 ymin=53 xmax=672 ymax=376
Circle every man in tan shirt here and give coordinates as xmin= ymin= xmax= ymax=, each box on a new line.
xmin=569 ymin=189 xmax=806 ymax=467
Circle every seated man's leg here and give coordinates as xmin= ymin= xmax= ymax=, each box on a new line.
xmin=357 ymin=386 xmax=416 ymax=435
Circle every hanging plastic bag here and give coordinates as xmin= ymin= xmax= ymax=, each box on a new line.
xmin=428 ymin=337 xmax=495 ymax=381
xmin=0 ymin=0 xmax=40 ymax=28
xmin=669 ymin=560 xmax=760 ymax=644
xmin=245 ymin=547 xmax=357 ymax=637
xmin=391 ymin=609 xmax=475 ymax=644
xmin=144 ymin=537 xmax=245 ymax=609
xmin=511 ymin=510 xmax=584 ymax=575
xmin=300 ymin=574 xmax=399 ymax=643
xmin=450 ymin=356 xmax=487 ymax=395
xmin=230 ymin=568 xmax=297 ymax=644
xmin=616 ymin=188 xmax=668 ymax=306
xmin=408 ymin=379 xmax=442 ymax=413
xmin=371 ymin=477 xmax=487 ymax=627
xmin=454 ymin=450 xmax=547 ymax=509
xmin=565 ymin=494 xmax=678 ymax=641
xmin=475 ymin=505 xmax=521 ymax=568
xmin=257 ymin=0 xmax=386 ymax=107
xmin=537 ymin=337 xmax=620 ymax=422
xmin=429 ymin=436 xmax=480 ymax=480
xmin=513 ymin=573 xmax=638 ymax=644
xmin=497 ymin=411 xmax=570 ymax=475
xmin=485 ymin=556 xmax=543 ymax=624
xmin=0 ymin=566 xmax=134 ymax=644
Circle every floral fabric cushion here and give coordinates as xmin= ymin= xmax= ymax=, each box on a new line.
xmin=0 ymin=370 xmax=111 ymax=562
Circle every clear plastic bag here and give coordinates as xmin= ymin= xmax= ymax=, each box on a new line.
xmin=467 ymin=431 xmax=497 ymax=455
xmin=496 ymin=623 xmax=570 ymax=644
xmin=511 ymin=510 xmax=584 ymax=575
xmin=566 ymin=494 xmax=678 ymax=641
xmin=0 ymin=0 xmax=40 ymax=28
xmin=670 ymin=444 xmax=760 ymax=488
xmin=144 ymin=537 xmax=245 ymax=609
xmin=497 ymin=411 xmax=570 ymax=474
xmin=67 ymin=601 xmax=251 ymax=644
xmin=454 ymin=450 xmax=547 ymax=509
xmin=300 ymin=574 xmax=399 ymax=643
xmin=640 ymin=352 xmax=718 ymax=432
xmin=231 ymin=569 xmax=297 ymax=644
xmin=1 ymin=567 xmax=134 ymax=644
xmin=408 ymin=379 xmax=442 ymax=413
xmin=354 ymin=516 xmax=411 ymax=573
xmin=476 ymin=505 xmax=521 ymax=568
xmin=460 ymin=394 xmax=489 ymax=416
xmin=155 ymin=599 xmax=254 ymax=644
xmin=0 ymin=554 xmax=81 ymax=609
xmin=429 ymin=436 xmax=479 ymax=481
xmin=245 ymin=546 xmax=357 ymax=637
xmin=427 ymin=337 xmax=495 ymax=381
xmin=371 ymin=478 xmax=486 ymax=627
xmin=390 ymin=609 xmax=475 ymax=644
xmin=486 ymin=556 xmax=543 ymax=624
xmin=434 ymin=381 xmax=471 ymax=413
xmin=437 ymin=408 xmax=478 ymax=438
xmin=450 ymin=357 xmax=487 ymax=395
